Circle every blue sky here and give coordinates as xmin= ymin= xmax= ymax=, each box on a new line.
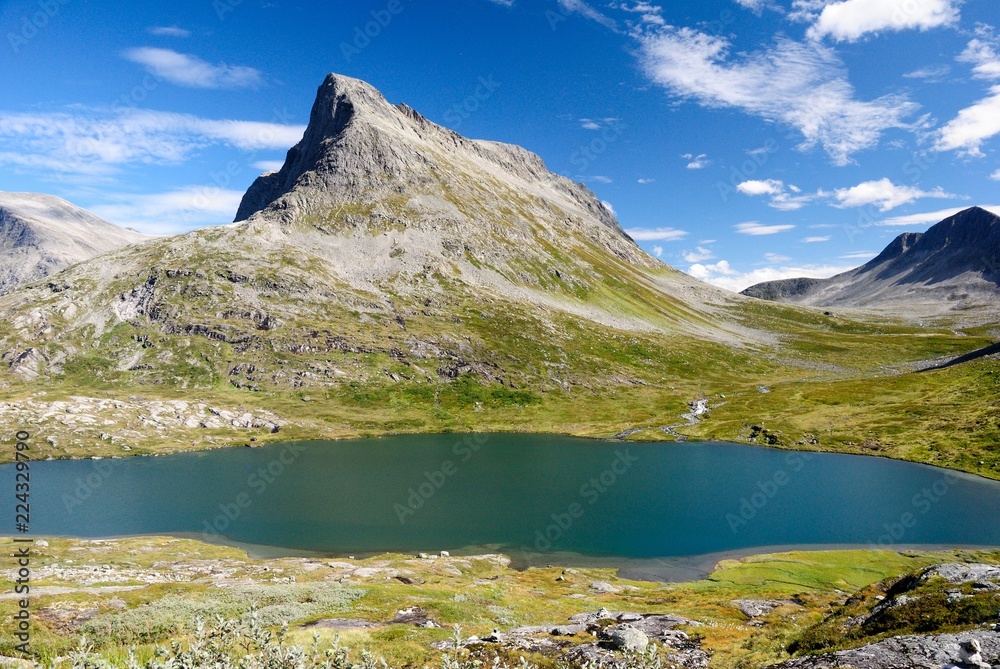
xmin=1 ymin=0 xmax=999 ymax=291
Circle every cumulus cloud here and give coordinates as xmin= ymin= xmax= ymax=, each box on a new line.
xmin=636 ymin=29 xmax=916 ymax=165
xmin=805 ymin=0 xmax=960 ymax=42
xmin=123 ymin=48 xmax=262 ymax=89
xmin=932 ymin=34 xmax=1000 ymax=156
xmin=738 ymin=179 xmax=785 ymax=196
xmin=990 ymin=169 xmax=1000 ymax=181
xmin=735 ymin=221 xmax=796 ymax=235
xmin=625 ymin=226 xmax=689 ymax=241
xmin=682 ymin=153 xmax=710 ymax=169
xmin=737 ymin=179 xmax=818 ymax=210
xmin=832 ymin=178 xmax=956 ymax=211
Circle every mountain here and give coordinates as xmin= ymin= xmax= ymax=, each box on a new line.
xmin=0 ymin=192 xmax=149 ymax=294
xmin=0 ymin=73 xmax=756 ymax=394
xmin=741 ymin=206 xmax=1000 ymax=315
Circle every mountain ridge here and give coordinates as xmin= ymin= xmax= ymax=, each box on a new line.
xmin=0 ymin=191 xmax=149 ymax=295
xmin=741 ymin=206 xmax=1000 ymax=314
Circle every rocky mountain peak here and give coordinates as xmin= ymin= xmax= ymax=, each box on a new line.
xmin=233 ymin=73 xmax=634 ymax=260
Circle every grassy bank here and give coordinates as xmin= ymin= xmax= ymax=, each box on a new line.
xmin=0 ymin=536 xmax=997 ymax=668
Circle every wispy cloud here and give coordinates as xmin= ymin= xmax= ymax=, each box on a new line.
xmin=903 ymin=64 xmax=951 ymax=81
xmin=805 ymin=0 xmax=960 ymax=42
xmin=88 ymin=187 xmax=246 ymax=235
xmin=840 ymin=251 xmax=876 ymax=259
xmin=683 ymin=246 xmax=715 ymax=262
xmin=802 ymin=235 xmax=831 ymax=242
xmin=737 ymin=179 xmax=818 ymax=210
xmin=148 ymin=26 xmax=191 ymax=38
xmin=557 ymin=0 xmax=619 ymax=31
xmin=625 ymin=226 xmax=689 ymax=241
xmin=636 ymin=30 xmax=916 ymax=165
xmin=877 ymin=204 xmax=1000 ymax=226
xmin=0 ymin=108 xmax=305 ymax=178
xmin=735 ymin=221 xmax=795 ymax=235
xmin=123 ymin=48 xmax=262 ymax=89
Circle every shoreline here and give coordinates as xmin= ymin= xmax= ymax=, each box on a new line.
xmin=4 ymin=531 xmax=998 ymax=582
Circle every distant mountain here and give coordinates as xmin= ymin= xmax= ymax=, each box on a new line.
xmin=741 ymin=206 xmax=1000 ymax=314
xmin=0 ymin=192 xmax=149 ymax=294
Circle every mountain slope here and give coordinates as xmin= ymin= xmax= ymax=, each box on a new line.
xmin=0 ymin=73 xmax=758 ymax=393
xmin=741 ymin=207 xmax=1000 ymax=315
xmin=0 ymin=192 xmax=149 ymax=294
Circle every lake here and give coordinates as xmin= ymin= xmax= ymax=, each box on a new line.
xmin=5 ymin=435 xmax=1000 ymax=574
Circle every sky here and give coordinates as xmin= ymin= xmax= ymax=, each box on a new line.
xmin=1 ymin=0 xmax=999 ymax=292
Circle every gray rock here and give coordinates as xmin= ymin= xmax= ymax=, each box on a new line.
xmin=767 ymin=630 xmax=1000 ymax=668
xmin=591 ymin=581 xmax=622 ymax=594
xmin=607 ymin=625 xmax=649 ymax=652
xmin=733 ymin=599 xmax=798 ymax=619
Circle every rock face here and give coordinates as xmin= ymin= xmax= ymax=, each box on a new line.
xmin=0 ymin=192 xmax=149 ymax=294
xmin=741 ymin=206 xmax=1000 ymax=315
xmin=768 ymin=630 xmax=1000 ymax=668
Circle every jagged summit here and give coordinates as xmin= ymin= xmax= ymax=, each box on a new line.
xmin=741 ymin=206 xmax=1000 ymax=314
xmin=0 ymin=192 xmax=149 ymax=294
xmin=233 ymin=73 xmax=634 ymax=261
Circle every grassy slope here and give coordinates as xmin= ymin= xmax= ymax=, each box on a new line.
xmin=1 ymin=536 xmax=996 ymax=668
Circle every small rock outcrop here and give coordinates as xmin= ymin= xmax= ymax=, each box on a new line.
xmin=768 ymin=630 xmax=1000 ymax=668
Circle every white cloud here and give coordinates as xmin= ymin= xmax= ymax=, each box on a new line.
xmin=934 ymin=38 xmax=1000 ymax=156
xmin=637 ymin=29 xmax=916 ymax=165
xmin=806 ymin=0 xmax=959 ymax=42
xmin=148 ymin=26 xmax=191 ymax=38
xmin=732 ymin=0 xmax=777 ymax=14
xmin=252 ymin=160 xmax=285 ymax=172
xmin=738 ymin=179 xmax=785 ymax=196
xmin=738 ymin=179 xmax=819 ymax=210
xmin=578 ymin=117 xmax=620 ymax=131
xmin=486 ymin=0 xmax=515 ymax=6
xmin=764 ymin=252 xmax=791 ymax=263
xmin=876 ymin=204 xmax=1000 ymax=226
xmin=626 ymin=227 xmax=689 ymax=241
xmin=990 ymin=169 xmax=1000 ymax=181
xmin=688 ymin=259 xmax=855 ymax=292
xmin=0 ymin=108 xmax=305 ymax=177
xmin=735 ymin=221 xmax=796 ymax=235
xmin=123 ymin=48 xmax=262 ymax=89
xmin=653 ymin=244 xmax=663 ymax=257
xmin=683 ymin=152 xmax=711 ymax=169
xmin=88 ymin=187 xmax=246 ymax=235
xmin=588 ymin=175 xmax=614 ymax=183
xmin=557 ymin=0 xmax=619 ymax=31
xmin=601 ymin=200 xmax=616 ymax=215
xmin=617 ymin=2 xmax=665 ymax=25
xmin=683 ymin=246 xmax=715 ymax=262
xmin=903 ymin=65 xmax=951 ymax=80
xmin=957 ymin=37 xmax=1000 ymax=79
xmin=832 ymin=178 xmax=956 ymax=211
xmin=802 ymin=235 xmax=831 ymax=242
xmin=637 ymin=177 xmax=655 ymax=184
xmin=840 ymin=251 xmax=876 ymax=259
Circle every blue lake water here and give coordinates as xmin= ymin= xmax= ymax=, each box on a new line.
xmin=4 ymin=435 xmax=1000 ymax=568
